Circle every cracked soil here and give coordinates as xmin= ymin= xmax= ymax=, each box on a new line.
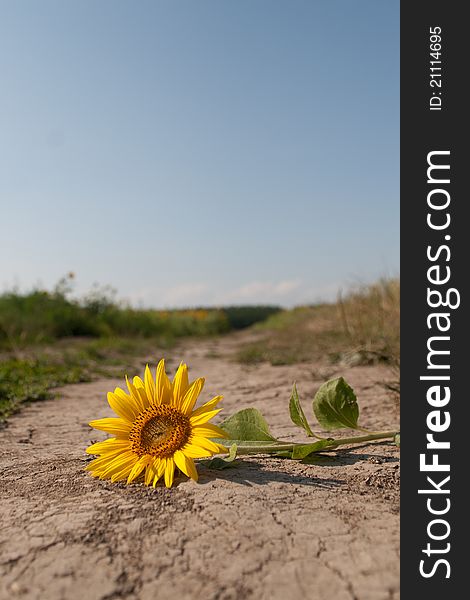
xmin=0 ymin=333 xmax=399 ymax=600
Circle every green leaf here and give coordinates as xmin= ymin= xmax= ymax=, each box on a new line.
xmin=289 ymin=383 xmax=314 ymax=437
xmin=394 ymin=433 xmax=400 ymax=447
xmin=226 ymin=443 xmax=238 ymax=461
xmin=219 ymin=408 xmax=277 ymax=441
xmin=291 ymin=439 xmax=333 ymax=459
xmin=312 ymin=377 xmax=359 ymax=431
xmin=200 ymin=443 xmax=239 ymax=470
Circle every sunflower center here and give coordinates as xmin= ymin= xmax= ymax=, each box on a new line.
xmin=129 ymin=404 xmax=191 ymax=458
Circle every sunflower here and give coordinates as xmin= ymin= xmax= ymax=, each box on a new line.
xmin=86 ymin=360 xmax=228 ymax=488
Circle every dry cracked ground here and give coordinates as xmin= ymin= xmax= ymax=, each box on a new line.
xmin=0 ymin=333 xmax=400 ymax=600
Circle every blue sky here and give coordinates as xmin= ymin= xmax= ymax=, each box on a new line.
xmin=0 ymin=0 xmax=399 ymax=307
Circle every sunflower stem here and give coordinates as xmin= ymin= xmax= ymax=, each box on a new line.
xmin=225 ymin=430 xmax=398 ymax=456
xmin=234 ymin=443 xmax=296 ymax=455
xmin=320 ymin=430 xmax=398 ymax=448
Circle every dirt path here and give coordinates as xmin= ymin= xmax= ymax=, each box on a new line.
xmin=0 ymin=334 xmax=399 ymax=600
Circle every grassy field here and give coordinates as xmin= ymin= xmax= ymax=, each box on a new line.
xmin=0 ymin=277 xmax=399 ymax=421
xmin=0 ymin=337 xmax=162 ymax=421
xmin=0 ymin=276 xmax=280 ymax=347
xmin=0 ymin=278 xmax=280 ymax=420
xmin=236 ymin=278 xmax=400 ymax=371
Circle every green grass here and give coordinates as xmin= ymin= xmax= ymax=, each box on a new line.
xmin=337 ymin=278 xmax=400 ymax=362
xmin=236 ymin=305 xmax=346 ymax=366
xmin=0 ymin=357 xmax=91 ymax=421
xmin=0 ymin=277 xmax=280 ymax=348
xmin=0 ymin=337 xmax=169 ymax=422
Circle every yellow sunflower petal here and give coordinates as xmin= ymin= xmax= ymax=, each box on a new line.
xmin=127 ymin=456 xmax=150 ymax=484
xmin=180 ymin=377 xmax=205 ymax=415
xmin=191 ymin=436 xmax=227 ymax=454
xmin=144 ymin=459 xmax=157 ymax=485
xmin=174 ymin=450 xmax=198 ymax=481
xmin=164 ymin=459 xmax=175 ymax=488
xmin=113 ymin=386 xmax=132 ymax=401
xmin=191 ymin=423 xmax=229 ymax=439
xmin=113 ymin=386 xmax=142 ymax=414
xmin=89 ymin=417 xmax=132 ymax=438
xmin=88 ymin=450 xmax=131 ymax=478
xmin=148 ymin=459 xmax=161 ymax=487
xmin=172 ymin=363 xmax=189 ymax=407
xmin=126 ymin=376 xmax=145 ymax=412
xmin=85 ymin=455 xmax=117 ymax=472
xmin=153 ymin=458 xmax=166 ymax=487
xmin=133 ymin=376 xmax=151 ymax=408
xmin=100 ymin=451 xmax=137 ymax=480
xmin=144 ymin=364 xmax=156 ymax=403
xmin=133 ymin=375 xmax=144 ymax=388
xmin=189 ymin=408 xmax=221 ymax=426
xmin=111 ymin=458 xmax=137 ymax=482
xmin=155 ymin=359 xmax=172 ymax=405
xmin=86 ymin=438 xmax=130 ymax=455
xmin=107 ymin=391 xmax=138 ymax=422
xmin=181 ymin=444 xmax=213 ymax=458
xmin=88 ymin=469 xmax=102 ymax=478
xmin=190 ymin=395 xmax=223 ymax=419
